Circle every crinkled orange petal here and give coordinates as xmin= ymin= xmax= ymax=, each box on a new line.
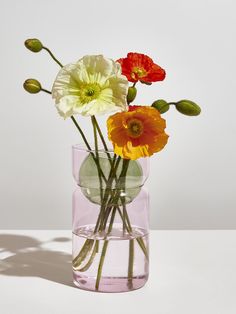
xmin=107 ymin=105 xmax=169 ymax=160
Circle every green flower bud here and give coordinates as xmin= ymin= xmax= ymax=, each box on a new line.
xmin=127 ymin=86 xmax=137 ymax=104
xmin=175 ymin=100 xmax=201 ymax=116
xmin=23 ymin=79 xmax=41 ymax=94
xmin=151 ymin=99 xmax=170 ymax=114
xmin=24 ymin=38 xmax=43 ymax=52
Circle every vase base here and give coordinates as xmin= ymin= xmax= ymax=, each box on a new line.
xmin=73 ymin=273 xmax=148 ymax=293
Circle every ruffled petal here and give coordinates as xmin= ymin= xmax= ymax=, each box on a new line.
xmin=56 ymin=95 xmax=80 ymax=119
xmin=117 ymin=52 xmax=166 ymax=83
xmin=107 ymin=106 xmax=169 ymax=160
xmin=52 ymin=55 xmax=129 ymax=118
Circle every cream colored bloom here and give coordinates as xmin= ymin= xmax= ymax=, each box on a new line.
xmin=52 ymin=55 xmax=129 ymax=118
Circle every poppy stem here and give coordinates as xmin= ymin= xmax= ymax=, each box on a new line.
xmin=71 ymin=116 xmax=108 ymax=184
xmin=42 ymin=46 xmax=63 ymax=68
xmin=41 ymin=88 xmax=52 ymax=94
xmin=128 ymin=239 xmax=134 ymax=287
xmin=71 ymin=116 xmax=92 ymax=151
xmin=95 ymin=207 xmax=116 ymax=290
xmin=91 ymin=116 xmax=104 ymax=202
xmin=92 ymin=116 xmax=113 ymax=167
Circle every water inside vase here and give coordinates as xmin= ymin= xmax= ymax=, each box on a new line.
xmin=72 ymin=223 xmax=149 ymax=293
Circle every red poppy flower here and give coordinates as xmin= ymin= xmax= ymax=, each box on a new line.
xmin=117 ymin=52 xmax=166 ymax=83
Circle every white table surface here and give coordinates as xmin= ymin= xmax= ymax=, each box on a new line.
xmin=0 ymin=230 xmax=235 ymax=314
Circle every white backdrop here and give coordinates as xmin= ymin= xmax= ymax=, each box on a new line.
xmin=0 ymin=0 xmax=235 ymax=229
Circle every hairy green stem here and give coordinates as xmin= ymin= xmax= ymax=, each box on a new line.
xmin=42 ymin=46 xmax=63 ymax=67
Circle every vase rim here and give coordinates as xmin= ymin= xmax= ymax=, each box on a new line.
xmin=72 ymin=143 xmax=114 ymax=154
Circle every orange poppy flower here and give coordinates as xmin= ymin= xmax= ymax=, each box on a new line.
xmin=107 ymin=106 xmax=169 ymax=160
xmin=117 ymin=53 xmax=166 ymax=83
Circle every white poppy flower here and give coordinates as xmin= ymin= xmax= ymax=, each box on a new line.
xmin=52 ymin=55 xmax=129 ymax=118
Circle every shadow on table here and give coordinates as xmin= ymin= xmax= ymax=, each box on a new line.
xmin=0 ymin=234 xmax=75 ymax=288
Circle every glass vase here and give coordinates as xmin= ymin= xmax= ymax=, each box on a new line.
xmin=72 ymin=145 xmax=149 ymax=292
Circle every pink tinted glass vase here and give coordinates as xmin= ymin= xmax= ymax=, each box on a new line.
xmin=72 ymin=145 xmax=149 ymax=292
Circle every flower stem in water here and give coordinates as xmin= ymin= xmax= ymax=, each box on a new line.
xmin=128 ymin=239 xmax=134 ymax=288
xmin=95 ymin=207 xmax=116 ymax=290
xmin=75 ymin=240 xmax=99 ymax=272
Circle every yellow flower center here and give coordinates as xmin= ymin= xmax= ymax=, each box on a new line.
xmin=131 ymin=67 xmax=147 ymax=79
xmin=79 ymin=83 xmax=101 ymax=104
xmin=127 ymin=118 xmax=144 ymax=138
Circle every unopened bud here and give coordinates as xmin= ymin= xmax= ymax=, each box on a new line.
xmin=24 ymin=38 xmax=43 ymax=53
xmin=23 ymin=79 xmax=41 ymax=94
xmin=127 ymin=86 xmax=137 ymax=104
xmin=152 ymin=99 xmax=169 ymax=114
xmin=175 ymin=100 xmax=201 ymax=116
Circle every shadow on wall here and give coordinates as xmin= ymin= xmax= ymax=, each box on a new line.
xmin=0 ymin=234 xmax=74 ymax=288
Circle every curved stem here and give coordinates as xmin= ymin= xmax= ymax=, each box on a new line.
xmin=75 ymin=240 xmax=99 ymax=272
xmin=71 ymin=116 xmax=92 ymax=151
xmin=42 ymin=46 xmax=63 ymax=67
xmin=72 ymin=239 xmax=94 ymax=268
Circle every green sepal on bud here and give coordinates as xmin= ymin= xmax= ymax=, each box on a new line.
xmin=140 ymin=80 xmax=152 ymax=85
xmin=24 ymin=38 xmax=43 ymax=53
xmin=151 ymin=99 xmax=170 ymax=114
xmin=175 ymin=100 xmax=201 ymax=116
xmin=23 ymin=79 xmax=41 ymax=94
xmin=127 ymin=86 xmax=137 ymax=104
